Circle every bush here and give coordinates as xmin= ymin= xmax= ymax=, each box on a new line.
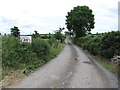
xmin=2 ymin=37 xmax=50 ymax=69
xmin=2 ymin=36 xmax=39 ymax=69
xmin=2 ymin=36 xmax=20 ymax=68
xmin=100 ymin=48 xmax=114 ymax=58
xmin=100 ymin=31 xmax=120 ymax=49
xmin=100 ymin=31 xmax=120 ymax=58
xmin=73 ymin=31 xmax=120 ymax=59
xmin=32 ymin=38 xmax=50 ymax=60
xmin=48 ymin=38 xmax=59 ymax=47
xmin=17 ymin=43 xmax=37 ymax=64
xmin=2 ymin=36 xmax=64 ymax=76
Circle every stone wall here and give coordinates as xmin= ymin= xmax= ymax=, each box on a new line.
xmin=111 ymin=55 xmax=120 ymax=66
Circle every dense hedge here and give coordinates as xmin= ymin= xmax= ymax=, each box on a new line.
xmin=48 ymin=38 xmax=59 ymax=48
xmin=2 ymin=36 xmax=63 ymax=74
xmin=74 ymin=31 xmax=120 ymax=59
xmin=32 ymin=38 xmax=50 ymax=60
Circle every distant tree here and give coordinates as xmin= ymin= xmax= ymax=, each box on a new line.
xmin=34 ymin=30 xmax=38 ymax=35
xmin=0 ymin=33 xmax=1 ymax=35
xmin=34 ymin=30 xmax=39 ymax=38
xmin=11 ymin=26 xmax=20 ymax=37
xmin=54 ymin=27 xmax=65 ymax=43
xmin=66 ymin=6 xmax=95 ymax=39
xmin=48 ymin=33 xmax=51 ymax=38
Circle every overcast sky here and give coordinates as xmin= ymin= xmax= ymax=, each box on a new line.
xmin=0 ymin=0 xmax=119 ymax=35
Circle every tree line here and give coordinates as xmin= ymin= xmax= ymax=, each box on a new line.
xmin=6 ymin=26 xmax=66 ymax=43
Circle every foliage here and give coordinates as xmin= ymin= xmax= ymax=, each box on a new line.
xmin=93 ymin=56 xmax=117 ymax=73
xmin=2 ymin=36 xmax=64 ymax=76
xmin=2 ymin=36 xmax=21 ymax=68
xmin=66 ymin=6 xmax=95 ymax=38
xmin=10 ymin=26 xmax=20 ymax=37
xmin=54 ymin=27 xmax=65 ymax=43
xmin=32 ymin=30 xmax=39 ymax=38
xmin=48 ymin=38 xmax=59 ymax=48
xmin=73 ymin=31 xmax=120 ymax=59
xmin=64 ymin=31 xmax=71 ymax=36
xmin=32 ymin=38 xmax=50 ymax=60
xmin=100 ymin=31 xmax=120 ymax=56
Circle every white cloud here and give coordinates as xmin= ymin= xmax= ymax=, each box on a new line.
xmin=0 ymin=0 xmax=119 ymax=35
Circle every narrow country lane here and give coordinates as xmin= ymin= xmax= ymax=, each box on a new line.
xmin=8 ymin=37 xmax=118 ymax=88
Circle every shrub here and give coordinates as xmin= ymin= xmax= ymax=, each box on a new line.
xmin=2 ymin=36 xmax=64 ymax=76
xmin=2 ymin=36 xmax=20 ymax=68
xmin=100 ymin=31 xmax=120 ymax=57
xmin=73 ymin=31 xmax=120 ymax=59
xmin=17 ymin=43 xmax=37 ymax=64
xmin=48 ymin=38 xmax=57 ymax=47
xmin=2 ymin=36 xmax=39 ymax=69
xmin=32 ymin=38 xmax=50 ymax=60
xmin=100 ymin=48 xmax=114 ymax=58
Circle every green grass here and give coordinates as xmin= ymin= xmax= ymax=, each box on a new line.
xmin=41 ymin=39 xmax=49 ymax=41
xmin=48 ymin=44 xmax=64 ymax=59
xmin=93 ymin=56 xmax=117 ymax=74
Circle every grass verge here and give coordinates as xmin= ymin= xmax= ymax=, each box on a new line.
xmin=93 ymin=56 xmax=117 ymax=74
xmin=48 ymin=44 xmax=64 ymax=59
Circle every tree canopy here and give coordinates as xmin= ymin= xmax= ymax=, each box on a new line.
xmin=11 ymin=26 xmax=20 ymax=37
xmin=65 ymin=6 xmax=95 ymax=38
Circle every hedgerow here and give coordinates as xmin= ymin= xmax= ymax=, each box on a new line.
xmin=74 ymin=31 xmax=120 ymax=59
xmin=2 ymin=36 xmax=64 ymax=76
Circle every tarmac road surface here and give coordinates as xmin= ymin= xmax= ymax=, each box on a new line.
xmin=9 ymin=37 xmax=118 ymax=88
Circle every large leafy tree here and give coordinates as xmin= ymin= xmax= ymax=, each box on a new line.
xmin=65 ymin=6 xmax=95 ymax=38
xmin=11 ymin=26 xmax=20 ymax=37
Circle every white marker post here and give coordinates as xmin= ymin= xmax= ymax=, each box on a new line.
xmin=20 ymin=36 xmax=32 ymax=43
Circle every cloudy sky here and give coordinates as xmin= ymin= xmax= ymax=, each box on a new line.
xmin=0 ymin=0 xmax=119 ymax=35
